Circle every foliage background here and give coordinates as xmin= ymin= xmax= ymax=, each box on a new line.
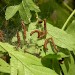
xmin=0 ymin=0 xmax=75 ymax=75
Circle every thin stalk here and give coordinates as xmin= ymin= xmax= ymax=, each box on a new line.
xmin=63 ymin=2 xmax=73 ymax=12
xmin=62 ymin=9 xmax=75 ymax=30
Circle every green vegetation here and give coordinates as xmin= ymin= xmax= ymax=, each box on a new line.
xmin=0 ymin=0 xmax=75 ymax=75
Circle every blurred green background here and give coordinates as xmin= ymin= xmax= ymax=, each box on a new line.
xmin=0 ymin=0 xmax=75 ymax=42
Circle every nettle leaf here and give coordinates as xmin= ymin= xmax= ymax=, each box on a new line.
xmin=66 ymin=20 xmax=75 ymax=39
xmin=0 ymin=42 xmax=58 ymax=75
xmin=5 ymin=5 xmax=20 ymax=20
xmin=0 ymin=58 xmax=10 ymax=73
xmin=41 ymin=56 xmax=62 ymax=75
xmin=66 ymin=20 xmax=75 ymax=53
xmin=10 ymin=57 xmax=18 ymax=75
xmin=5 ymin=0 xmax=40 ymax=24
xmin=21 ymin=0 xmax=40 ymax=23
xmin=22 ymin=0 xmax=40 ymax=12
xmin=43 ymin=52 xmax=69 ymax=60
xmin=0 ymin=46 xmax=6 ymax=52
xmin=60 ymin=53 xmax=75 ymax=75
xmin=19 ymin=3 xmax=31 ymax=24
xmin=46 ymin=23 xmax=75 ymax=51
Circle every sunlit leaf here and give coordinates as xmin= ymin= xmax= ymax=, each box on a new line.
xmin=60 ymin=53 xmax=75 ymax=75
xmin=0 ymin=42 xmax=58 ymax=75
xmin=22 ymin=0 xmax=40 ymax=12
xmin=5 ymin=5 xmax=20 ymax=20
xmin=66 ymin=20 xmax=75 ymax=39
xmin=19 ymin=3 xmax=31 ymax=24
xmin=0 ymin=58 xmax=10 ymax=73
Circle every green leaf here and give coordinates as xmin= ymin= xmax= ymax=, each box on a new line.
xmin=41 ymin=56 xmax=62 ymax=75
xmin=0 ymin=58 xmax=10 ymax=73
xmin=10 ymin=56 xmax=25 ymax=75
xmin=19 ymin=3 xmax=31 ymax=24
xmin=10 ymin=57 xmax=18 ymax=75
xmin=5 ymin=5 xmax=20 ymax=20
xmin=46 ymin=23 xmax=75 ymax=51
xmin=0 ymin=72 xmax=9 ymax=75
xmin=66 ymin=20 xmax=75 ymax=53
xmin=19 ymin=0 xmax=40 ymax=24
xmin=60 ymin=52 xmax=75 ymax=75
xmin=43 ymin=52 xmax=69 ymax=60
xmin=0 ymin=46 xmax=6 ymax=52
xmin=22 ymin=0 xmax=40 ymax=12
xmin=0 ymin=42 xmax=58 ymax=75
xmin=17 ymin=60 xmax=25 ymax=75
xmin=66 ymin=20 xmax=75 ymax=39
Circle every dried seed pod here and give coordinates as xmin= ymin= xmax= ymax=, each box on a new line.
xmin=17 ymin=31 xmax=21 ymax=47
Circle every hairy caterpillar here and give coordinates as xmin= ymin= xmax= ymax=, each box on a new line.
xmin=17 ymin=31 xmax=21 ymax=47
xmin=21 ymin=21 xmax=26 ymax=39
xmin=44 ymin=37 xmax=58 ymax=53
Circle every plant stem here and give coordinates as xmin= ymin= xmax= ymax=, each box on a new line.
xmin=63 ymin=2 xmax=73 ymax=12
xmin=62 ymin=9 xmax=75 ymax=30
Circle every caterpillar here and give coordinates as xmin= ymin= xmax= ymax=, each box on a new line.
xmin=30 ymin=30 xmax=40 ymax=38
xmin=30 ymin=19 xmax=47 ymax=38
xmin=17 ymin=31 xmax=21 ymax=47
xmin=44 ymin=38 xmax=50 ymax=50
xmin=21 ymin=21 xmax=26 ymax=39
xmin=44 ymin=37 xmax=58 ymax=53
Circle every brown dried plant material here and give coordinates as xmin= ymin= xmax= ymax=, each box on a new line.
xmin=0 ymin=30 xmax=4 ymax=42
xmin=17 ymin=31 xmax=21 ymax=47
